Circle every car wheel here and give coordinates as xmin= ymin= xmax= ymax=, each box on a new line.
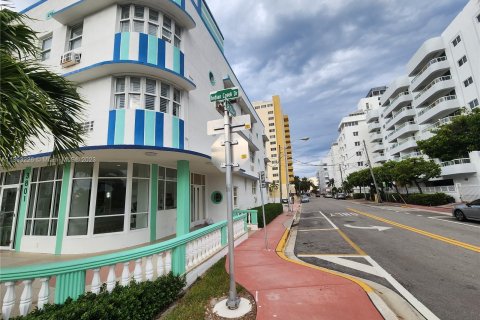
xmin=454 ymin=210 xmax=466 ymax=221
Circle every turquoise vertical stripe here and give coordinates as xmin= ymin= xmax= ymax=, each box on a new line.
xmin=14 ymin=167 xmax=32 ymax=251
xmin=114 ymin=109 xmax=125 ymax=144
xmin=55 ymin=163 xmax=71 ymax=255
xmin=120 ymin=32 xmax=130 ymax=60
xmin=147 ymin=35 xmax=158 ymax=65
xmin=144 ymin=111 xmax=155 ymax=146
xmin=172 ymin=117 xmax=179 ymax=148
xmin=173 ymin=46 xmax=181 ymax=74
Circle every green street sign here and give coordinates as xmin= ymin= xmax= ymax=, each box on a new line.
xmin=210 ymin=87 xmax=239 ymax=102
xmin=225 ymin=100 xmax=236 ymax=116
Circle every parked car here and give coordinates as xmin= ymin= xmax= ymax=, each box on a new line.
xmin=315 ymin=193 xmax=321 ymax=197
xmin=452 ymin=199 xmax=480 ymax=221
xmin=336 ymin=192 xmax=346 ymax=200
xmin=324 ymin=193 xmax=333 ymax=198
xmin=281 ymin=198 xmax=289 ymax=204
xmin=301 ymin=195 xmax=310 ymax=203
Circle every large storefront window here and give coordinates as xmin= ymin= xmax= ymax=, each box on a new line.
xmin=94 ymin=162 xmax=127 ymax=234
xmin=131 ymin=164 xmax=149 ymax=230
xmin=67 ymin=163 xmax=93 ymax=236
xmin=25 ymin=166 xmax=62 ymax=236
xmin=114 ymin=76 xmax=182 ymax=116
xmin=119 ymin=4 xmax=182 ymax=48
xmin=157 ymin=167 xmax=177 ymax=210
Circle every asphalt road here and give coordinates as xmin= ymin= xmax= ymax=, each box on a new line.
xmin=294 ymin=197 xmax=480 ymax=320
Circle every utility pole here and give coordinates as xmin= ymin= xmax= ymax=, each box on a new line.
xmin=362 ymin=140 xmax=382 ymax=203
xmin=284 ymin=144 xmax=291 ymax=212
xmin=259 ymin=172 xmax=269 ymax=250
xmin=278 ymin=143 xmax=282 ymax=204
xmin=338 ymin=164 xmax=344 ymax=187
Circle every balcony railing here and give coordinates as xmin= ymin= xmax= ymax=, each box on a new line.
xmin=387 ymin=120 xmax=416 ymax=138
xmin=389 ymin=137 xmax=416 ymax=151
xmin=418 ymin=95 xmax=457 ymax=117
xmin=0 ymin=212 xmax=254 ymax=319
xmin=440 ymin=158 xmax=471 ymax=167
xmin=389 ymin=91 xmax=410 ymax=106
xmin=414 ymin=75 xmax=452 ymax=100
xmin=421 ymin=115 xmax=457 ymax=133
xmin=411 ymin=56 xmax=447 ymax=84
xmin=401 ymin=152 xmax=423 ymax=160
xmin=385 ymin=106 xmax=413 ymax=125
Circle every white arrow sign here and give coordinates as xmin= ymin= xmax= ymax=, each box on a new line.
xmin=344 ymin=224 xmax=391 ymax=231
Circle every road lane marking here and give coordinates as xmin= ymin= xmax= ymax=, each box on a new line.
xmin=297 ymin=255 xmax=381 ymax=276
xmin=318 ymin=210 xmax=339 ymax=229
xmin=344 ymin=224 xmax=391 ymax=231
xmin=348 ymin=208 xmax=480 ymax=253
xmin=299 ymin=216 xmax=326 ymax=220
xmin=298 ymin=254 xmax=364 ymax=257
xmin=364 ymin=256 xmax=440 ymax=320
xmin=298 ymin=228 xmax=336 ymax=232
xmin=428 ymin=216 xmax=480 ymax=229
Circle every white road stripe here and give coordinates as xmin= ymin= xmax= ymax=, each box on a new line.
xmin=298 ymin=228 xmax=336 ymax=232
xmin=319 ymin=210 xmax=339 ymax=229
xmin=428 ymin=216 xmax=480 ymax=229
xmin=364 ymin=256 xmax=440 ymax=320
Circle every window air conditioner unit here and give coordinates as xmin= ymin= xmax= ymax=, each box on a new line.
xmin=60 ymin=51 xmax=81 ymax=67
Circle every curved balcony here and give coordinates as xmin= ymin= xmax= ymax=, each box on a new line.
xmin=53 ymin=0 xmax=195 ymax=29
xmin=419 ymin=115 xmax=457 ymax=140
xmin=387 ymin=121 xmax=419 ymax=143
xmin=385 ymin=106 xmax=415 ymax=130
xmin=368 ymin=121 xmax=381 ymax=132
xmin=412 ymin=75 xmax=455 ymax=108
xmin=371 ymin=142 xmax=385 ymax=153
xmin=366 ymin=109 xmax=380 ymax=123
xmin=373 ymin=154 xmax=387 ymax=163
xmin=417 ymin=95 xmax=459 ymax=124
xmin=400 ymin=152 xmax=423 ymax=160
xmin=440 ymin=158 xmax=476 ymax=176
xmin=389 ymin=137 xmax=417 ymax=155
xmin=382 ymin=91 xmax=412 ymax=117
xmin=407 ymin=37 xmax=445 ymax=76
xmin=410 ymin=56 xmax=450 ymax=92
xmin=380 ymin=76 xmax=410 ymax=107
xmin=369 ymin=132 xmax=383 ymax=142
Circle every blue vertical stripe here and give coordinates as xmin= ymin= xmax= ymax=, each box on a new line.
xmin=155 ymin=112 xmax=164 ymax=147
xmin=157 ymin=38 xmax=165 ymax=68
xmin=139 ymin=33 xmax=148 ymax=63
xmin=107 ymin=110 xmax=116 ymax=145
xmin=113 ymin=33 xmax=121 ymax=61
xmin=134 ymin=109 xmax=145 ymax=145
xmin=179 ymin=119 xmax=184 ymax=149
xmin=180 ymin=52 xmax=185 ymax=76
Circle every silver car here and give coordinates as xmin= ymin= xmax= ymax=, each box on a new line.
xmin=452 ymin=199 xmax=480 ymax=221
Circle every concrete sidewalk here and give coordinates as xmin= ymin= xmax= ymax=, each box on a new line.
xmin=229 ymin=205 xmax=384 ymax=320
xmin=351 ymin=199 xmax=454 ymax=215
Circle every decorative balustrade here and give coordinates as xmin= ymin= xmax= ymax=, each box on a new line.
xmin=411 ymin=56 xmax=447 ymax=84
xmin=1 ymin=212 xmax=254 ymax=319
xmin=234 ymin=209 xmax=258 ymax=230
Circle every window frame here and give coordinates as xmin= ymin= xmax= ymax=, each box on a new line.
xmin=40 ymin=35 xmax=52 ymax=61
xmin=463 ymin=76 xmax=473 ymax=87
xmin=68 ymin=23 xmax=83 ymax=51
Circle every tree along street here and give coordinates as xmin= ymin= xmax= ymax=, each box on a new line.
xmin=294 ymin=197 xmax=480 ymax=320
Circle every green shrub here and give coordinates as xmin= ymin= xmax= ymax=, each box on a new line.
xmin=352 ymin=193 xmax=364 ymax=199
xmin=383 ymin=192 xmax=453 ymax=206
xmin=15 ymin=273 xmax=186 ymax=320
xmin=250 ymin=203 xmax=284 ymax=228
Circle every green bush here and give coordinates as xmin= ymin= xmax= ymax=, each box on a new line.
xmin=250 ymin=203 xmax=284 ymax=228
xmin=15 ymin=273 xmax=186 ymax=320
xmin=383 ymin=192 xmax=453 ymax=206
xmin=352 ymin=193 xmax=364 ymax=199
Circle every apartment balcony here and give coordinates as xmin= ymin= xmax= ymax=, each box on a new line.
xmin=373 ymin=154 xmax=387 ymax=163
xmin=366 ymin=109 xmax=380 ymax=123
xmin=369 ymin=132 xmax=383 ymax=142
xmin=388 ymin=137 xmax=418 ymax=154
xmin=368 ymin=121 xmax=381 ymax=132
xmin=412 ymin=75 xmax=455 ymax=108
xmin=410 ymin=56 xmax=450 ymax=92
xmin=419 ymin=115 xmax=457 ymax=140
xmin=417 ymin=95 xmax=459 ymax=125
xmin=380 ymin=76 xmax=410 ymax=107
xmin=400 ymin=152 xmax=423 ymax=160
xmin=382 ymin=91 xmax=412 ymax=117
xmin=371 ymin=142 xmax=385 ymax=153
xmin=440 ymin=158 xmax=476 ymax=176
xmin=386 ymin=121 xmax=419 ymax=143
xmin=407 ymin=37 xmax=445 ymax=77
xmin=384 ymin=106 xmax=415 ymax=130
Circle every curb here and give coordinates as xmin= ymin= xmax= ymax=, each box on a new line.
xmin=275 ymin=208 xmax=400 ymax=320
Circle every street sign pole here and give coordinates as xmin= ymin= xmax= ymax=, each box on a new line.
xmin=259 ymin=172 xmax=269 ymax=250
xmin=223 ymin=102 xmax=240 ymax=310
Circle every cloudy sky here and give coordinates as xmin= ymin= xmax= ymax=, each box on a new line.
xmin=12 ymin=0 xmax=468 ymax=178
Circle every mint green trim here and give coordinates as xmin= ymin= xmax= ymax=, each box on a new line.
xmin=0 ymin=214 xmax=247 ymax=281
xmin=147 ymin=35 xmax=158 ymax=65
xmin=173 ymin=46 xmax=181 ymax=74
xmin=114 ymin=109 xmax=125 ymax=144
xmin=14 ymin=167 xmax=32 ymax=251
xmin=176 ymin=160 xmax=190 ymax=236
xmin=54 ymin=270 xmax=85 ymax=304
xmin=150 ymin=164 xmax=158 ymax=242
xmin=172 ymin=244 xmax=186 ymax=275
xmin=172 ymin=117 xmax=179 ymax=148
xmin=144 ymin=111 xmax=155 ymax=146
xmin=55 ymin=163 xmax=72 ymax=255
xmin=120 ymin=32 xmax=130 ymax=60
xmin=221 ymin=226 xmax=227 ymax=246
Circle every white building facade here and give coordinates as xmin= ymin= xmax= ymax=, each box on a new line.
xmin=0 ymin=0 xmax=268 ymax=254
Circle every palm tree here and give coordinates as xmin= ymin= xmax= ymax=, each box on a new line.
xmin=0 ymin=8 xmax=85 ymax=168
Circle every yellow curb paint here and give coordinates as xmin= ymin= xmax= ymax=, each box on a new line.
xmin=348 ymin=208 xmax=480 ymax=253
xmin=337 ymin=229 xmax=367 ymax=256
xmin=275 ymin=226 xmax=374 ymax=293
